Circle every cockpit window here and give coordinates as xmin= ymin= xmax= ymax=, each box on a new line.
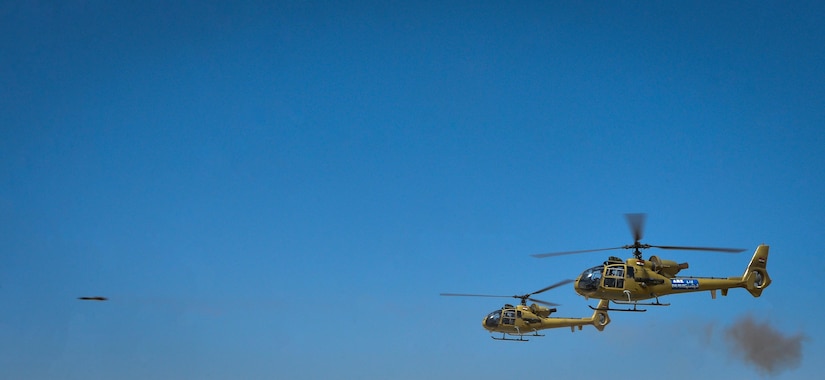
xmin=485 ymin=310 xmax=501 ymax=327
xmin=606 ymin=266 xmax=623 ymax=277
xmin=578 ymin=265 xmax=603 ymax=291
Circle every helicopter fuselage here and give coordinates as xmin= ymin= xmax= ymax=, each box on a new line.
xmin=481 ymin=300 xmax=611 ymax=337
xmin=573 ymin=245 xmax=770 ymax=302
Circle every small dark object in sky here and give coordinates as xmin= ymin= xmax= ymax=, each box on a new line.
xmin=77 ymin=296 xmax=108 ymax=301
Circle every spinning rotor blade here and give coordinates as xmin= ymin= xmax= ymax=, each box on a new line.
xmin=626 ymin=213 xmax=646 ymax=243
xmin=651 ymin=245 xmax=745 ymax=253
xmin=440 ymin=279 xmax=573 ymax=306
xmin=530 ymin=279 xmax=574 ymax=295
xmin=439 ymin=293 xmax=515 ymax=299
xmin=533 ymin=213 xmax=744 ymax=259
xmin=526 ymin=298 xmax=560 ymax=307
xmin=78 ymin=296 xmax=108 ymax=301
xmin=531 ymin=247 xmax=623 ymax=258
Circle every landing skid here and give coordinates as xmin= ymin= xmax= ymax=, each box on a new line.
xmin=613 ymin=299 xmax=670 ymax=307
xmin=592 ymin=292 xmax=670 ymax=312
xmin=491 ymin=328 xmax=544 ymax=342
xmin=589 ymin=304 xmax=648 ymax=312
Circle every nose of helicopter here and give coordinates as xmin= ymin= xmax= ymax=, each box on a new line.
xmin=482 ymin=310 xmax=501 ymax=331
xmin=575 ymin=265 xmax=602 ymax=297
xmin=573 ymin=277 xmax=586 ymax=296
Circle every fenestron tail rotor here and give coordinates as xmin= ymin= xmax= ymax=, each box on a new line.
xmin=440 ymin=279 xmax=573 ymax=306
xmin=532 ymin=213 xmax=746 ymax=260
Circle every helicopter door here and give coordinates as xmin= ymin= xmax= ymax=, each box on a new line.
xmin=501 ymin=309 xmax=517 ymax=325
xmin=603 ymin=264 xmax=625 ymax=289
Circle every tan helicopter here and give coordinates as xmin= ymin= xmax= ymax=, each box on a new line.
xmin=441 ymin=279 xmax=611 ymax=341
xmin=532 ymin=214 xmax=771 ymax=311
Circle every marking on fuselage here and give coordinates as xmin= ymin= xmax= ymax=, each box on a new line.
xmin=670 ymin=279 xmax=699 ymax=290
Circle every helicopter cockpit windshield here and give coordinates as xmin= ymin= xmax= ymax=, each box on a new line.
xmin=485 ymin=310 xmax=501 ymax=328
xmin=578 ymin=265 xmax=603 ymax=291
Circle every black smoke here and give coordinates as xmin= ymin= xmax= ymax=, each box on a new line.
xmin=723 ymin=315 xmax=807 ymax=375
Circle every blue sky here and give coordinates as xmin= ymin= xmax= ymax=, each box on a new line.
xmin=1 ymin=1 xmax=823 ymax=378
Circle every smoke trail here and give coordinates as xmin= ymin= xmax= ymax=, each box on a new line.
xmin=724 ymin=315 xmax=807 ymax=375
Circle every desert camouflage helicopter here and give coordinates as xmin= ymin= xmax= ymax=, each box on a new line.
xmin=532 ymin=214 xmax=771 ymax=311
xmin=441 ymin=280 xmax=611 ymax=341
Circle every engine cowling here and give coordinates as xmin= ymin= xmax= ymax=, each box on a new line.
xmin=649 ymin=255 xmax=689 ymax=277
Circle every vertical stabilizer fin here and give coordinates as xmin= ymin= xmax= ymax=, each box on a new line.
xmin=742 ymin=244 xmax=771 ymax=297
xmin=591 ymin=299 xmax=611 ymax=331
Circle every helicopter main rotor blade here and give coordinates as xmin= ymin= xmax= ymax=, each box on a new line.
xmin=651 ymin=245 xmax=745 ymax=253
xmin=439 ymin=293 xmax=514 ymax=299
xmin=527 ymin=298 xmax=560 ymax=307
xmin=530 ymin=279 xmax=574 ymax=295
xmin=441 ymin=279 xmax=570 ymax=306
xmin=626 ymin=213 xmax=646 ymax=243
xmin=531 ymin=247 xmax=623 ymax=258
